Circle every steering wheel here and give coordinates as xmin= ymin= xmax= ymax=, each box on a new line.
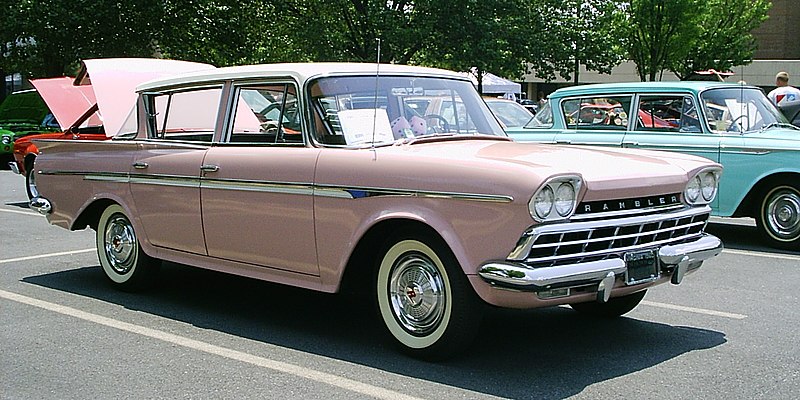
xmin=422 ymin=114 xmax=451 ymax=133
xmin=727 ymin=114 xmax=749 ymax=132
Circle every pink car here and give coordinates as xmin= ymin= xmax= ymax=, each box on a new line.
xmin=12 ymin=58 xmax=215 ymax=199
xmin=31 ymin=62 xmax=723 ymax=359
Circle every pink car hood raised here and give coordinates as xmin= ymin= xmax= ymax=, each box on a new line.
xmin=77 ymin=58 xmax=216 ymax=137
xmin=29 ymin=77 xmax=96 ymax=130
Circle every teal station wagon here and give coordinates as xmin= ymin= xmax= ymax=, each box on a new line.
xmin=507 ymin=82 xmax=800 ymax=250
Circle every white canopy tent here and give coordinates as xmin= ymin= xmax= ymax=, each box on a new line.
xmin=460 ymin=69 xmax=522 ymax=97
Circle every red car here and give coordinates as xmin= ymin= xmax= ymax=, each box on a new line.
xmin=12 ymin=58 xmax=215 ymax=199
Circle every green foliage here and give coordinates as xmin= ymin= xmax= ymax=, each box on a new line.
xmin=623 ymin=0 xmax=771 ymax=81
xmin=670 ymin=0 xmax=771 ymax=80
xmin=529 ymin=0 xmax=628 ymax=82
xmin=624 ymin=0 xmax=701 ymax=81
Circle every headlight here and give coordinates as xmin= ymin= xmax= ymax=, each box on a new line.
xmin=684 ymin=168 xmax=721 ymax=205
xmin=554 ymin=182 xmax=576 ymax=217
xmin=686 ymin=176 xmax=701 ymax=203
xmin=1 ymin=136 xmax=10 ymax=145
xmin=532 ymin=186 xmax=554 ymax=219
xmin=530 ymin=176 xmax=582 ymax=222
xmin=701 ymin=171 xmax=717 ymax=201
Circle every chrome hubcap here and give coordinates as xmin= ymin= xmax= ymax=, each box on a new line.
xmin=766 ymin=189 xmax=800 ymax=240
xmin=104 ymin=215 xmax=136 ymax=275
xmin=389 ymin=252 xmax=445 ymax=336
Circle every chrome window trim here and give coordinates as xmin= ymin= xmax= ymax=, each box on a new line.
xmin=223 ymin=79 xmax=308 ymax=146
xmin=508 ymin=205 xmax=711 ymax=261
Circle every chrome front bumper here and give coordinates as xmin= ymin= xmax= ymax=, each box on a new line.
xmin=29 ymin=196 xmax=52 ymax=215
xmin=478 ymin=234 xmax=722 ymax=293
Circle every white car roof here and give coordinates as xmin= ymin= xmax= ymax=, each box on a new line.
xmin=136 ymin=62 xmax=469 ymax=92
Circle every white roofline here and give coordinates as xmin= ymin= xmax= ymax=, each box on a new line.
xmin=136 ymin=62 xmax=469 ymax=92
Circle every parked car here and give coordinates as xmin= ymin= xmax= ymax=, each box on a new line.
xmin=10 ymin=58 xmax=215 ymax=199
xmin=777 ymin=99 xmax=800 ymax=128
xmin=484 ymin=97 xmax=534 ymax=128
xmin=506 ymin=82 xmax=800 ymax=250
xmin=0 ymin=89 xmax=60 ymax=162
xmin=31 ymin=63 xmax=723 ymax=359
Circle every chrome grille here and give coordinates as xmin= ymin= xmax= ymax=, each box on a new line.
xmin=511 ymin=206 xmax=711 ymax=268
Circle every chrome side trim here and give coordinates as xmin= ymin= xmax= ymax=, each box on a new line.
xmin=203 ymin=178 xmax=314 ymax=196
xmin=508 ymin=206 xmax=710 ymax=261
xmin=37 ymin=170 xmax=513 ymax=203
xmin=479 ymin=233 xmax=722 ymax=292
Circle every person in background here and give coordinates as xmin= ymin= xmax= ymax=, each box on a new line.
xmin=767 ymin=71 xmax=800 ymax=105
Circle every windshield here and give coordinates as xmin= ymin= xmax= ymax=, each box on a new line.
xmin=485 ymin=100 xmax=533 ymax=128
xmin=308 ymin=75 xmax=505 ymax=146
xmin=701 ymin=87 xmax=790 ymax=133
xmin=524 ymin=99 xmax=554 ymax=128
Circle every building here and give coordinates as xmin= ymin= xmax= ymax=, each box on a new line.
xmin=522 ymin=0 xmax=800 ymax=96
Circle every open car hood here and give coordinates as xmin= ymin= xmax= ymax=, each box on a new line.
xmin=29 ymin=77 xmax=96 ymax=130
xmin=75 ymin=58 xmax=216 ymax=137
xmin=0 ymin=89 xmax=51 ymax=125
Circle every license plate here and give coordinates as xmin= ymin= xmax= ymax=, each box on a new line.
xmin=624 ymin=249 xmax=659 ymax=285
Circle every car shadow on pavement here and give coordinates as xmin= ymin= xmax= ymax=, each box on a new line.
xmin=4 ymin=201 xmax=31 ymax=209
xmin=23 ymin=262 xmax=727 ymax=400
xmin=705 ymin=220 xmax=799 ymax=255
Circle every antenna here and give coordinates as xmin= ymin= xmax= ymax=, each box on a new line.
xmin=371 ymin=38 xmax=381 ymax=154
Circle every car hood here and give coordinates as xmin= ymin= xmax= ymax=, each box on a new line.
xmin=744 ymin=127 xmax=800 ymax=142
xmin=30 ymin=77 xmax=96 ymax=130
xmin=76 ymin=58 xmax=217 ymax=138
xmin=0 ymin=89 xmax=49 ymax=126
xmin=392 ymin=139 xmax=717 ymax=201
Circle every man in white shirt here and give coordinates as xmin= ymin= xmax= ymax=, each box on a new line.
xmin=767 ymin=71 xmax=800 ymax=105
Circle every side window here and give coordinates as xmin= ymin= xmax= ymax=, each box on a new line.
xmin=148 ymin=87 xmax=222 ymax=142
xmin=562 ymin=96 xmax=632 ymax=130
xmin=637 ymin=95 xmax=701 ymax=133
xmin=229 ymin=84 xmax=303 ymax=144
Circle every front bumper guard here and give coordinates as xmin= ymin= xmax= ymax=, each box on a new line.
xmin=29 ymin=196 xmax=52 ymax=215
xmin=478 ymin=234 xmax=722 ymax=299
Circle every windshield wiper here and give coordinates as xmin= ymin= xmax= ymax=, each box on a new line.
xmin=760 ymin=122 xmax=800 ymax=132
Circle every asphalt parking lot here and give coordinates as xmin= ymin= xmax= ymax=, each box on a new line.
xmin=1 ymin=169 xmax=798 ymax=399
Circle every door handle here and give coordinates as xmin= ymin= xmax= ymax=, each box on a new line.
xmin=132 ymin=162 xmax=149 ymax=169
xmin=622 ymin=141 xmax=639 ymax=147
xmin=555 ymin=139 xmax=572 ymax=145
xmin=200 ymin=164 xmax=219 ymax=173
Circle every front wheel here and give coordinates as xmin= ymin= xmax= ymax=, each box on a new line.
xmin=569 ymin=290 xmax=647 ymax=318
xmin=376 ymin=230 xmax=482 ymax=360
xmin=756 ymin=184 xmax=800 ymax=250
xmin=96 ymin=204 xmax=159 ymax=291
xmin=25 ymin=158 xmax=38 ymax=200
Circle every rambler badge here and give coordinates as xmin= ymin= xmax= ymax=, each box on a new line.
xmin=579 ymin=193 xmax=681 ymax=214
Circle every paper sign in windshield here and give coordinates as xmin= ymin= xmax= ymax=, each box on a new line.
xmin=338 ymin=108 xmax=394 ymax=145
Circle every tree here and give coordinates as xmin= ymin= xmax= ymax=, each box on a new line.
xmin=528 ymin=0 xmax=628 ymax=83
xmin=669 ymin=0 xmax=771 ymax=80
xmin=415 ymin=0 xmax=536 ymax=93
xmin=623 ymin=0 xmax=700 ymax=81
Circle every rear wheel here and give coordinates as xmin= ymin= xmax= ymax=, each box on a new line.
xmin=96 ymin=204 xmax=159 ymax=291
xmin=569 ymin=290 xmax=647 ymax=318
xmin=375 ymin=229 xmax=482 ymax=360
xmin=756 ymin=184 xmax=800 ymax=250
